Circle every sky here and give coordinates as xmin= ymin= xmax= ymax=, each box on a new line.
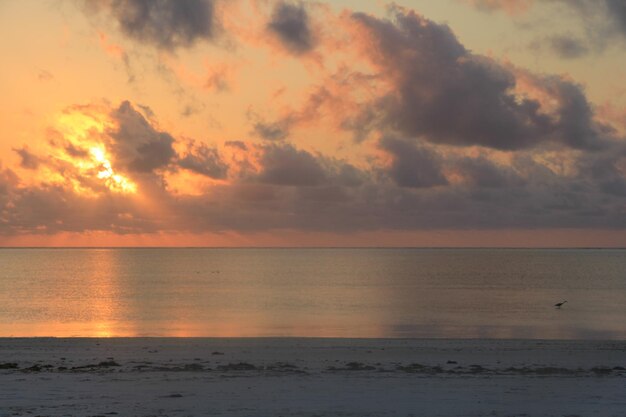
xmin=0 ymin=0 xmax=626 ymax=247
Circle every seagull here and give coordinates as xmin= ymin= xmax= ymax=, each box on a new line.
xmin=554 ymin=300 xmax=567 ymax=309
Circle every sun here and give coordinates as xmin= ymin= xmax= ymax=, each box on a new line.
xmin=51 ymin=107 xmax=138 ymax=195
xmin=90 ymin=146 xmax=137 ymax=194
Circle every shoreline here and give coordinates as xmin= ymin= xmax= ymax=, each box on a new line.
xmin=1 ymin=338 xmax=624 ymax=416
xmin=2 ymin=335 xmax=626 ymax=340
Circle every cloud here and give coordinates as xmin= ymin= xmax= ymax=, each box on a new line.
xmin=4 ymin=127 xmax=626 ymax=236
xmin=109 ymin=101 xmax=177 ymax=173
xmin=462 ymin=0 xmax=534 ymax=15
xmin=13 ymin=147 xmax=42 ymax=170
xmin=7 ymin=0 xmax=626 ymax=239
xmin=37 ymin=69 xmax=54 ymax=82
xmin=546 ymin=35 xmax=589 ymax=59
xmin=579 ymin=143 xmax=626 ymax=197
xmin=91 ymin=0 xmax=216 ymax=50
xmin=606 ymin=0 xmax=626 ymax=36
xmin=178 ymin=141 xmax=229 ymax=179
xmin=245 ymin=142 xmax=366 ymax=190
xmin=329 ymin=163 xmax=366 ymax=188
xmin=224 ymin=140 xmax=248 ymax=150
xmin=0 ymin=184 xmax=161 ymax=235
xmin=63 ymin=142 xmax=90 ymax=159
xmin=256 ymin=143 xmax=327 ymax=186
xmin=347 ymin=7 xmax=609 ymax=150
xmin=267 ymin=1 xmax=315 ymax=54
xmin=378 ymin=136 xmax=448 ymax=188
xmin=0 ymin=167 xmax=18 ymax=196
xmin=252 ymin=119 xmax=291 ymax=141
xmin=465 ymin=0 xmax=626 ymax=53
xmin=247 ymin=109 xmax=293 ymax=141
xmin=553 ymin=0 xmax=626 ymax=42
xmin=204 ymin=64 xmax=234 ymax=92
xmin=455 ymin=156 xmax=525 ymax=188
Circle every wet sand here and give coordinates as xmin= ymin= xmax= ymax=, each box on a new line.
xmin=1 ymin=338 xmax=625 ymax=416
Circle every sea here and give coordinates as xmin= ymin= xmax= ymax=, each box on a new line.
xmin=0 ymin=248 xmax=625 ymax=339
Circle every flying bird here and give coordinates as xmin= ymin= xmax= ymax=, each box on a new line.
xmin=554 ymin=301 xmax=567 ymax=309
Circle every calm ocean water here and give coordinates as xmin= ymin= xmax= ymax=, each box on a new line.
xmin=0 ymin=248 xmax=625 ymax=339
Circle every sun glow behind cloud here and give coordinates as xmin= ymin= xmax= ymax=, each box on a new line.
xmin=90 ymin=146 xmax=137 ymax=194
xmin=51 ymin=108 xmax=137 ymax=196
xmin=1 ymin=0 xmax=626 ymax=247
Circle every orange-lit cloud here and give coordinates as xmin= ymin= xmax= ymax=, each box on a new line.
xmin=98 ymin=32 xmax=128 ymax=62
xmin=2 ymin=0 xmax=626 ymax=246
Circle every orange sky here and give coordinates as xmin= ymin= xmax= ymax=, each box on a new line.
xmin=1 ymin=0 xmax=626 ymax=246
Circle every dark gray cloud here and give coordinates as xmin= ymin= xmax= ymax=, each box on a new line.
xmin=247 ymin=108 xmax=293 ymax=141
xmin=379 ymin=136 xmax=448 ymax=188
xmin=606 ymin=0 xmax=626 ymax=35
xmin=467 ymin=0 xmax=626 ymax=52
xmin=178 ymin=142 xmax=228 ymax=179
xmin=0 ymin=183 xmax=161 ymax=235
xmin=64 ymin=142 xmax=90 ymax=159
xmin=349 ymin=7 xmax=609 ymax=151
xmin=455 ymin=156 xmax=525 ymax=188
xmin=110 ymin=101 xmax=177 ymax=173
xmin=556 ymin=0 xmax=626 ymax=43
xmin=579 ymin=143 xmax=626 ymax=197
xmin=256 ymin=143 xmax=327 ymax=186
xmin=253 ymin=143 xmax=366 ymax=188
xmin=547 ymin=35 xmax=589 ymax=59
xmin=253 ymin=120 xmax=291 ymax=141
xmin=0 ymin=167 xmax=18 ymax=197
xmin=267 ymin=1 xmax=315 ymax=54
xmin=167 ymin=168 xmax=626 ymax=233
xmin=13 ymin=147 xmax=41 ymax=170
xmin=330 ymin=163 xmax=366 ymax=187
xmin=542 ymin=75 xmax=611 ymax=150
xmin=94 ymin=0 xmax=215 ymax=50
xmin=3 ymin=138 xmax=626 ymax=235
xmin=224 ymin=140 xmax=248 ymax=150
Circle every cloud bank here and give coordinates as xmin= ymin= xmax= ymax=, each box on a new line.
xmin=3 ymin=1 xmax=625 ymax=241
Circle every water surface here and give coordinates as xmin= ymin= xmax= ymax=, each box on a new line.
xmin=1 ymin=248 xmax=625 ymax=339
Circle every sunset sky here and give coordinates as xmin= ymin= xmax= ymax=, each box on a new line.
xmin=1 ymin=0 xmax=626 ymax=246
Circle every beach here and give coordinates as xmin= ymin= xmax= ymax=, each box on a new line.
xmin=3 ymin=0 xmax=626 ymax=413
xmin=1 ymin=338 xmax=624 ymax=417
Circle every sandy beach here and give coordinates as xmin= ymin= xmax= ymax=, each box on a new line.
xmin=0 ymin=338 xmax=624 ymax=417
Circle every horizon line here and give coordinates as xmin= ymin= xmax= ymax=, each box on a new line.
xmin=1 ymin=246 xmax=625 ymax=250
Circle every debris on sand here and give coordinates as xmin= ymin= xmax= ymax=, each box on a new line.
xmin=217 ymin=362 xmax=259 ymax=371
xmin=328 ymin=362 xmax=376 ymax=371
